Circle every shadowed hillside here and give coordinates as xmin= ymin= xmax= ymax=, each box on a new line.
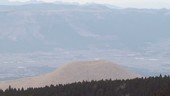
xmin=1 ymin=75 xmax=170 ymax=96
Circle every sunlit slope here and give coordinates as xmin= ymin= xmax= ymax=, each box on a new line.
xmin=0 ymin=60 xmax=140 ymax=89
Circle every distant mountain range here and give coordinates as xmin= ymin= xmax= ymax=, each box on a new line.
xmin=0 ymin=3 xmax=170 ymax=53
xmin=0 ymin=60 xmax=140 ymax=89
xmin=0 ymin=3 xmax=170 ymax=77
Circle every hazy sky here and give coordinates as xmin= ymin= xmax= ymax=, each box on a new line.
xmin=5 ymin=0 xmax=170 ymax=9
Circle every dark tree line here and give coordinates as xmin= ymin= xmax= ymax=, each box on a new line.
xmin=1 ymin=75 xmax=170 ymax=96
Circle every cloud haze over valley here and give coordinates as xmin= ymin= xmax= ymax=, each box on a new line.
xmin=0 ymin=3 xmax=170 ymax=82
xmin=1 ymin=0 xmax=170 ymax=9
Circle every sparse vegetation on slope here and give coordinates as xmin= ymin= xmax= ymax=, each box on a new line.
xmin=0 ymin=60 xmax=139 ymax=89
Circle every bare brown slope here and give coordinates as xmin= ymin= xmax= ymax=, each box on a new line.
xmin=0 ymin=60 xmax=140 ymax=89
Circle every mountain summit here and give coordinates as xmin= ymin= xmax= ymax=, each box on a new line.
xmin=0 ymin=60 xmax=140 ymax=89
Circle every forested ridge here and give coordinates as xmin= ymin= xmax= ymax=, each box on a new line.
xmin=1 ymin=75 xmax=170 ymax=96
